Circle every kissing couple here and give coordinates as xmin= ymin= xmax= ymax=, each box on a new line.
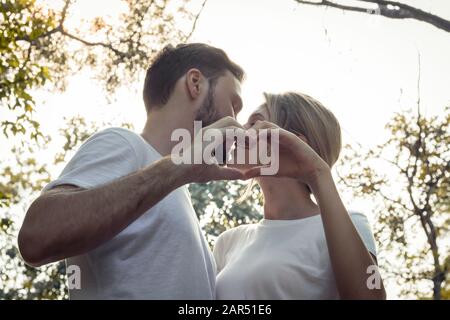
xmin=19 ymin=43 xmax=386 ymax=300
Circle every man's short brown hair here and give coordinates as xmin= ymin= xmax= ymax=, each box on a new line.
xmin=143 ymin=43 xmax=245 ymax=111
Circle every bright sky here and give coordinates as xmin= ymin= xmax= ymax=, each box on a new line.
xmin=5 ymin=0 xmax=450 ymax=298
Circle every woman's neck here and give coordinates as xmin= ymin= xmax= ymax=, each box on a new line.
xmin=259 ymin=177 xmax=320 ymax=220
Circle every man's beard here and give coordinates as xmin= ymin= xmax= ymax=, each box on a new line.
xmin=194 ymin=83 xmax=229 ymax=164
xmin=194 ymin=84 xmax=220 ymax=127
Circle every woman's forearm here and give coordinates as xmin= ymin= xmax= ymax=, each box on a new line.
xmin=309 ymin=168 xmax=386 ymax=299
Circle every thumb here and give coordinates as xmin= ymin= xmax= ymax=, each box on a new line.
xmin=210 ymin=166 xmax=246 ymax=181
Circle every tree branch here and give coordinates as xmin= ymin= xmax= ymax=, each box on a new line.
xmin=60 ymin=0 xmax=71 ymax=24
xmin=295 ymin=0 xmax=369 ymax=13
xmin=15 ymin=0 xmax=208 ymax=59
xmin=294 ymin=0 xmax=450 ymax=33
xmin=186 ymin=0 xmax=208 ymax=40
xmin=59 ymin=29 xmax=128 ymax=58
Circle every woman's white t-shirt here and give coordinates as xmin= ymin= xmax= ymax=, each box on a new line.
xmin=213 ymin=212 xmax=377 ymax=300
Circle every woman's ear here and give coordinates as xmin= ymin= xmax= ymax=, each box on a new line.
xmin=185 ymin=68 xmax=206 ymax=100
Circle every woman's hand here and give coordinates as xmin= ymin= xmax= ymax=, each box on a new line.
xmin=244 ymin=120 xmax=331 ymax=186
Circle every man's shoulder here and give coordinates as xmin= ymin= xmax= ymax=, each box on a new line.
xmin=95 ymin=127 xmax=141 ymax=144
xmin=42 ymin=128 xmax=142 ymax=192
xmin=81 ymin=127 xmax=137 ymax=145
xmin=88 ymin=127 xmax=149 ymax=156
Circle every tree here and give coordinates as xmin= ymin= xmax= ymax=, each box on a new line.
xmin=0 ymin=0 xmax=207 ymax=141
xmin=293 ymin=0 xmax=450 ymax=33
xmin=336 ymin=107 xmax=450 ymax=299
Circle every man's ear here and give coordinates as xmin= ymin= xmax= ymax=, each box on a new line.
xmin=185 ymin=68 xmax=206 ymax=100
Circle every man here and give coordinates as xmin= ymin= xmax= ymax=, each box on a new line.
xmin=18 ymin=43 xmax=251 ymax=299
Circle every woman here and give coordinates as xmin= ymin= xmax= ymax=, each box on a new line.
xmin=214 ymin=92 xmax=386 ymax=300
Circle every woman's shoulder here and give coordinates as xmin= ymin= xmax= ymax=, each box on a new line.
xmin=347 ymin=210 xmax=377 ymax=256
xmin=216 ymin=223 xmax=256 ymax=245
xmin=220 ymin=223 xmax=254 ymax=237
xmin=348 ymin=211 xmax=372 ymax=230
xmin=348 ymin=210 xmax=368 ymax=218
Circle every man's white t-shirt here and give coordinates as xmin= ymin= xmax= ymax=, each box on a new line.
xmin=213 ymin=212 xmax=377 ymax=300
xmin=43 ymin=127 xmax=216 ymax=299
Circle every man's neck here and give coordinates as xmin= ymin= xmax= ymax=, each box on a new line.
xmin=140 ymin=109 xmax=195 ymax=157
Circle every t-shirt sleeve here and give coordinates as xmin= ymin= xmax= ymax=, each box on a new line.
xmin=42 ymin=128 xmax=138 ymax=192
xmin=349 ymin=211 xmax=377 ymax=257
xmin=214 ymin=229 xmax=235 ymax=274
xmin=213 ymin=235 xmax=226 ymax=274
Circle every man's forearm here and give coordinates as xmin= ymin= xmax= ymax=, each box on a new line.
xmin=19 ymin=156 xmax=193 ymax=266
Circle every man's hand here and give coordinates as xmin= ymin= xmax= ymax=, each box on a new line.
xmin=182 ymin=116 xmax=260 ymax=183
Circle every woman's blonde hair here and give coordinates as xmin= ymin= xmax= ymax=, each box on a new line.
xmin=264 ymin=92 xmax=342 ymax=168
xmin=240 ymin=91 xmax=342 ymax=200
